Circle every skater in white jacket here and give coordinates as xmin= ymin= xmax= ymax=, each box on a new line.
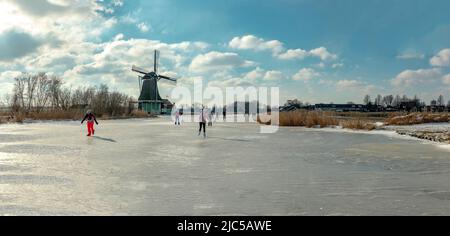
xmin=175 ymin=110 xmax=181 ymax=125
xmin=198 ymin=107 xmax=208 ymax=138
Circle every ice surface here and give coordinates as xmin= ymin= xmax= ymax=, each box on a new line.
xmin=0 ymin=117 xmax=450 ymax=215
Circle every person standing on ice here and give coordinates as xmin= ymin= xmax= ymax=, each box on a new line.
xmin=81 ymin=110 xmax=99 ymax=137
xmin=223 ymin=105 xmax=227 ymax=121
xmin=198 ymin=107 xmax=208 ymax=138
xmin=175 ymin=110 xmax=181 ymax=125
xmin=208 ymin=109 xmax=213 ymax=127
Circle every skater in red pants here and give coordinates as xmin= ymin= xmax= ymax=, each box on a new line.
xmin=81 ymin=110 xmax=99 ymax=136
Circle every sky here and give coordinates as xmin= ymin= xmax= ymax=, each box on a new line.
xmin=0 ymin=0 xmax=450 ymax=104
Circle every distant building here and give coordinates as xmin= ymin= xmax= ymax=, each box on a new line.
xmin=398 ymin=101 xmax=421 ymax=112
xmin=314 ymin=103 xmax=367 ymax=112
xmin=161 ymin=99 xmax=174 ymax=115
xmin=280 ymin=103 xmax=304 ymax=112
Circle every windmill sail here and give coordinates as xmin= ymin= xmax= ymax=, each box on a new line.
xmin=154 ymin=50 xmax=159 ymax=74
xmin=132 ymin=65 xmax=149 ymax=74
xmin=158 ymin=75 xmax=177 ymax=82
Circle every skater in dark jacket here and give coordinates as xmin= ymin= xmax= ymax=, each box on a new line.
xmin=81 ymin=110 xmax=99 ymax=136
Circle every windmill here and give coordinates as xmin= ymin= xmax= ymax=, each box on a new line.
xmin=132 ymin=50 xmax=177 ymax=114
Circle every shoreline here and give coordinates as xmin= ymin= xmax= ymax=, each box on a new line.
xmin=0 ymin=116 xmax=158 ymax=126
xmin=279 ymin=122 xmax=450 ymax=146
xmin=2 ymin=117 xmax=449 ymax=146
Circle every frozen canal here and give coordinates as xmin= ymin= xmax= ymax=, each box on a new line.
xmin=0 ymin=117 xmax=450 ymax=216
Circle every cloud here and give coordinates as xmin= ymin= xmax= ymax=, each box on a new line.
xmin=137 ymin=22 xmax=150 ymax=32
xmin=242 ymin=67 xmax=284 ymax=81
xmin=443 ymin=74 xmax=450 ymax=85
xmin=189 ymin=51 xmax=255 ymax=72
xmin=277 ymin=49 xmax=308 ymax=60
xmin=0 ymin=0 xmax=213 ymax=98
xmin=229 ymin=35 xmax=283 ymax=55
xmin=112 ymin=0 xmax=124 ymax=7
xmin=336 ymin=80 xmax=377 ymax=94
xmin=336 ymin=80 xmax=364 ymax=90
xmin=0 ymin=29 xmax=43 ymax=61
xmin=0 ymin=70 xmax=22 ymax=82
xmin=318 ymin=79 xmax=335 ymax=86
xmin=8 ymin=0 xmax=102 ymax=18
xmin=292 ymin=68 xmax=319 ymax=81
xmin=309 ymin=47 xmax=338 ymax=61
xmin=391 ymin=68 xmax=441 ymax=86
xmin=396 ymin=51 xmax=425 ymax=60
xmin=1 ymin=0 xmax=120 ymax=42
xmin=243 ymin=67 xmax=265 ymax=80
xmin=10 ymin=0 xmax=67 ymax=16
xmin=229 ymin=35 xmax=338 ymax=61
xmin=208 ymin=77 xmax=255 ymax=87
xmin=277 ymin=47 xmax=337 ymax=61
xmin=332 ymin=63 xmax=344 ymax=68
xmin=430 ymin=49 xmax=450 ymax=67
xmin=263 ymin=70 xmax=284 ymax=81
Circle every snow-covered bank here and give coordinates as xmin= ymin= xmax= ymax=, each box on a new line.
xmin=309 ymin=124 xmax=450 ymax=151
xmin=384 ymin=123 xmax=450 ymax=144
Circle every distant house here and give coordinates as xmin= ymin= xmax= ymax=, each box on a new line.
xmin=314 ymin=103 xmax=367 ymax=112
xmin=398 ymin=101 xmax=421 ymax=112
xmin=280 ymin=104 xmax=303 ymax=112
xmin=425 ymin=105 xmax=444 ymax=112
xmin=161 ymin=99 xmax=174 ymax=115
xmin=385 ymin=106 xmax=400 ymax=112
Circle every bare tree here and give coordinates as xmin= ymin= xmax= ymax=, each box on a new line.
xmin=363 ymin=95 xmax=371 ymax=105
xmin=393 ymin=95 xmax=401 ymax=107
xmin=49 ymin=75 xmax=63 ymax=109
xmin=383 ymin=95 xmax=394 ymax=107
xmin=59 ymin=88 xmax=72 ymax=110
xmin=437 ymin=95 xmax=445 ymax=106
xmin=8 ymin=73 xmax=133 ymax=117
xmin=35 ymin=73 xmax=52 ymax=112
xmin=25 ymin=74 xmax=39 ymax=111
xmin=375 ymin=94 xmax=382 ymax=106
xmin=108 ymin=91 xmax=128 ymax=116
xmin=13 ymin=76 xmax=26 ymax=110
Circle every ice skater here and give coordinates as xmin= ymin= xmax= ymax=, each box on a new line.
xmin=198 ymin=107 xmax=208 ymax=138
xmin=208 ymin=109 xmax=213 ymax=127
xmin=81 ymin=110 xmax=99 ymax=137
xmin=223 ymin=106 xmax=227 ymax=121
xmin=175 ymin=110 xmax=181 ymax=125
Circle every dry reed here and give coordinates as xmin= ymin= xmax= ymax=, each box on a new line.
xmin=385 ymin=112 xmax=450 ymax=126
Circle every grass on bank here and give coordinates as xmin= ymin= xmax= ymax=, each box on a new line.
xmin=340 ymin=119 xmax=377 ymax=130
xmin=259 ymin=111 xmax=379 ymax=130
xmin=259 ymin=110 xmax=339 ymax=128
xmin=0 ymin=109 xmax=154 ymax=124
xmin=279 ymin=110 xmax=339 ymax=128
xmin=260 ymin=111 xmax=450 ymax=130
xmin=385 ymin=112 xmax=450 ymax=126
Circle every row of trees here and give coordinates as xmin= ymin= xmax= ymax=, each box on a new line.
xmin=363 ymin=94 xmax=449 ymax=107
xmin=5 ymin=73 xmax=134 ymax=116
